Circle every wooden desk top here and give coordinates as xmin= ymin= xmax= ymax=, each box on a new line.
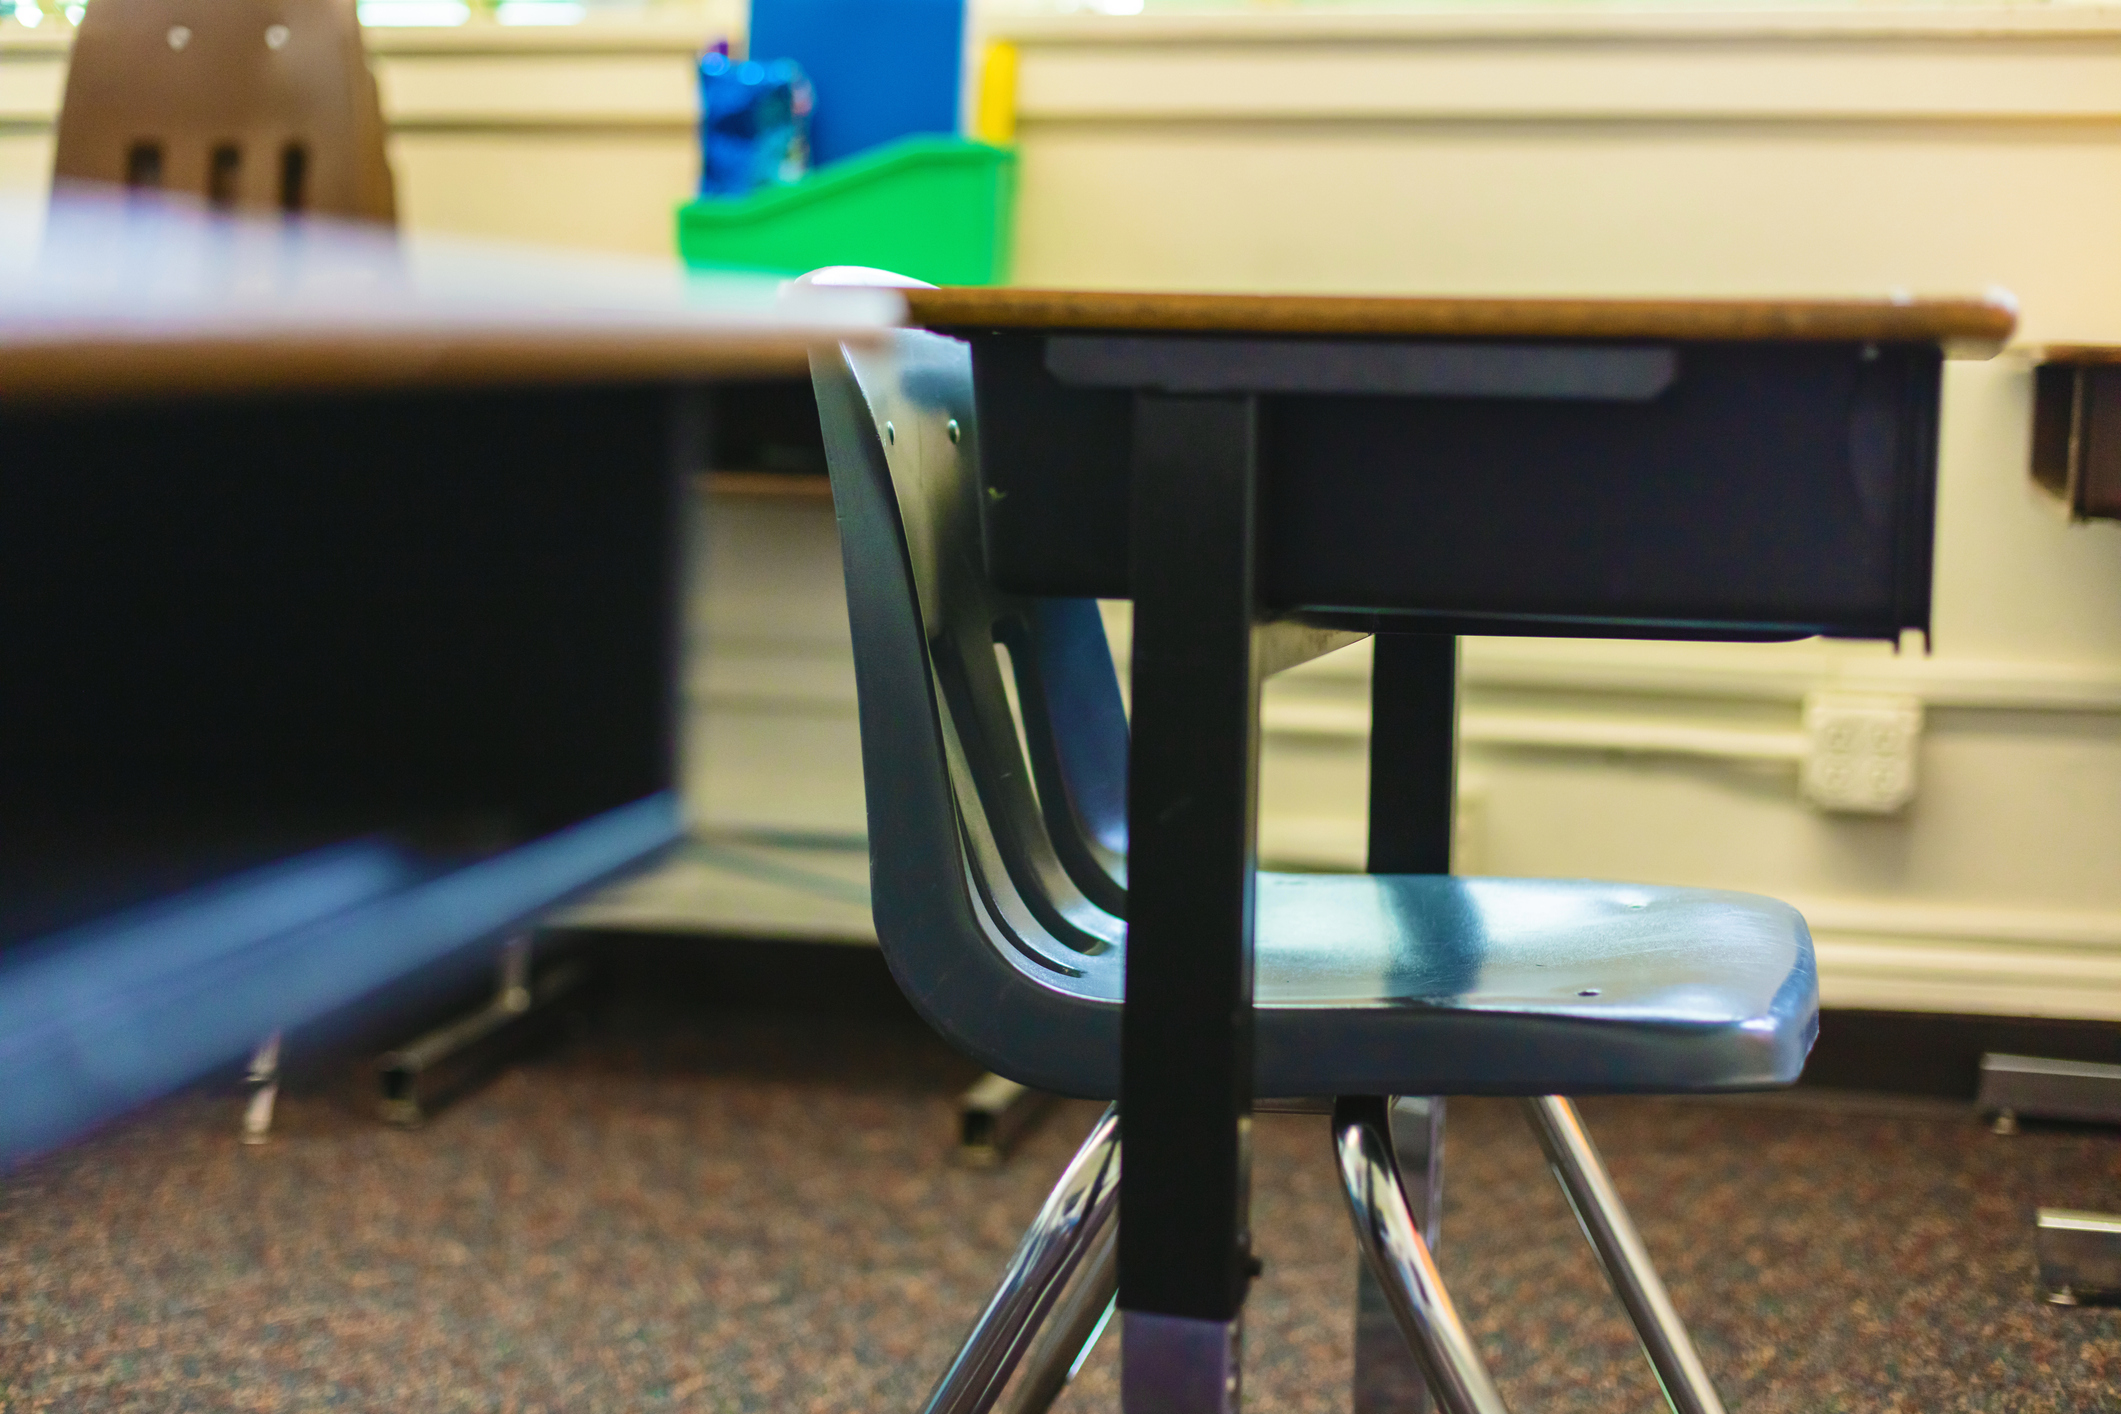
xmin=904 ymin=287 xmax=2017 ymax=356
xmin=0 ymin=193 xmax=902 ymax=405
xmin=2033 ymin=345 xmax=2121 ymax=366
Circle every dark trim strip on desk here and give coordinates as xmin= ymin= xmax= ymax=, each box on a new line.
xmin=0 ymin=843 xmax=422 ymax=1043
xmin=1047 ymin=336 xmax=1678 ymax=401
xmin=0 ymin=791 xmax=681 ymax=1168
xmin=1301 ymin=609 xmax=1856 ymax=641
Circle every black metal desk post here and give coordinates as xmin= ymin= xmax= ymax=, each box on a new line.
xmin=1121 ymin=391 xmax=1263 ymax=1414
xmin=1354 ymin=634 xmax=1459 ymax=1414
xmin=1368 ymin=636 xmax=1458 ymax=877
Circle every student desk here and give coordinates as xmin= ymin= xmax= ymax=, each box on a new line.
xmin=2031 ymin=344 xmax=2121 ymax=522
xmin=0 ymin=194 xmax=897 ymax=1166
xmin=905 ymin=285 xmax=2014 ymax=1411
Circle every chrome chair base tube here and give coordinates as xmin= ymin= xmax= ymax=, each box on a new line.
xmin=1355 ymin=1097 xmax=1446 ymax=1414
xmin=922 ymin=1104 xmax=1121 ymax=1414
xmin=1002 ymin=1220 xmax=1117 ymax=1414
xmin=1521 ymin=1096 xmax=1727 ymax=1414
xmin=1333 ymin=1096 xmax=1511 ymax=1414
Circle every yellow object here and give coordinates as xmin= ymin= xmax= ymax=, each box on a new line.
xmin=973 ymin=40 xmax=1018 ymax=146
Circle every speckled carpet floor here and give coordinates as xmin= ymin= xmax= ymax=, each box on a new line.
xmin=5 ymin=978 xmax=2121 ymax=1412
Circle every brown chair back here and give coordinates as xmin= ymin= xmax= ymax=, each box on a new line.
xmin=52 ymin=0 xmax=396 ymax=223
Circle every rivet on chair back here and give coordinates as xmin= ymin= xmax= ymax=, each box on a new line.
xmin=52 ymin=0 xmax=396 ymax=223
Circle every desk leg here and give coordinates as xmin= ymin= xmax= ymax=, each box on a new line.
xmin=1367 ymin=634 xmax=1458 ymax=877
xmin=1356 ymin=634 xmax=1459 ymax=1413
xmin=1121 ymin=393 xmax=1261 ymax=1414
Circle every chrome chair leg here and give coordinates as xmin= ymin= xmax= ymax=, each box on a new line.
xmin=1333 ymin=1096 xmax=1511 ymax=1414
xmin=1348 ymin=1102 xmax=1450 ymax=1414
xmin=922 ymin=1103 xmax=1121 ymax=1414
xmin=1521 ymin=1096 xmax=1727 ymax=1414
xmin=1355 ymin=1096 xmax=1446 ymax=1413
xmin=1000 ymin=1220 xmax=1118 ymax=1414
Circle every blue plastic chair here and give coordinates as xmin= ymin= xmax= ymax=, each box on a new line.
xmin=811 ymin=324 xmax=1817 ymax=1414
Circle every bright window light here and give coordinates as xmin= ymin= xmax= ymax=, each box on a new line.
xmin=355 ymin=0 xmax=469 ymax=25
xmin=495 ymin=0 xmax=586 ymax=23
xmin=14 ymin=0 xmax=44 ymax=27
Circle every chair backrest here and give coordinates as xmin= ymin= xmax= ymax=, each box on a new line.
xmin=999 ymin=598 xmax=1129 ymax=912
xmin=52 ymin=0 xmax=396 ymax=223
xmin=813 ymin=331 xmax=1129 ymax=1095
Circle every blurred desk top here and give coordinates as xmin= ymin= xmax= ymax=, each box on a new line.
xmin=0 ymin=192 xmax=902 ymax=405
xmin=0 ymin=196 xmax=901 ymax=1167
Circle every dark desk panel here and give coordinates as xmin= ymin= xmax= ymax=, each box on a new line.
xmin=967 ymin=332 xmax=1941 ymax=641
xmin=0 ymin=384 xmax=680 ymax=856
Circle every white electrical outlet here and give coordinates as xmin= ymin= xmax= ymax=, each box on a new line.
xmin=1800 ymin=692 xmax=1923 ymax=814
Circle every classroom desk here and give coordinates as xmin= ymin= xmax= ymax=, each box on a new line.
xmin=906 ymin=285 xmax=2015 ymax=1412
xmin=2031 ymin=345 xmax=2121 ymax=522
xmin=0 ymin=193 xmax=898 ymax=1167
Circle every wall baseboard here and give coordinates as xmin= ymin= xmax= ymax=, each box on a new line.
xmin=1797 ymin=897 xmax=2121 ymax=1021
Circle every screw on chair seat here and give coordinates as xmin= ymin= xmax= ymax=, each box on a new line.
xmin=811 ymin=324 xmax=1818 ymax=1105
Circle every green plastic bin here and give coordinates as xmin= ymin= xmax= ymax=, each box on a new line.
xmin=677 ymin=136 xmax=1015 ymax=286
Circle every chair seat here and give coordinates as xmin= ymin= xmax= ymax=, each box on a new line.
xmin=1248 ymin=873 xmax=1816 ymax=1098
xmin=881 ymin=862 xmax=1815 ymax=1104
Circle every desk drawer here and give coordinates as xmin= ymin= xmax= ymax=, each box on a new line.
xmin=967 ymin=332 xmax=1941 ymax=641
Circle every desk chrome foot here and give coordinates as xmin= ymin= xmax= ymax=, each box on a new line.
xmin=1334 ymin=1095 xmax=1510 ymax=1414
xmin=959 ymin=1073 xmax=1057 ymax=1169
xmin=923 ymin=1105 xmax=1120 ymax=1414
xmin=1980 ymin=1054 xmax=2121 ymax=1130
xmin=2037 ymin=1208 xmax=2121 ymax=1306
xmin=1522 ymin=1096 xmax=1726 ymax=1414
xmin=240 ymin=1030 xmax=281 ymax=1145
xmin=376 ymin=937 xmax=585 ymax=1127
